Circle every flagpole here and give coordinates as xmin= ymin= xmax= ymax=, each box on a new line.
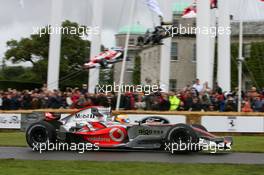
xmin=47 ymin=0 xmax=63 ymax=90
xmin=88 ymin=0 xmax=103 ymax=93
xmin=116 ymin=0 xmax=136 ymax=110
xmin=238 ymin=0 xmax=244 ymax=112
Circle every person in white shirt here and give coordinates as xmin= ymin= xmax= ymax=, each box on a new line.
xmin=192 ymin=78 xmax=203 ymax=93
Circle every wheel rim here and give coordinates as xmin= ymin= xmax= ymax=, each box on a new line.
xmin=30 ymin=127 xmax=48 ymax=143
xmin=170 ymin=128 xmax=192 ymax=143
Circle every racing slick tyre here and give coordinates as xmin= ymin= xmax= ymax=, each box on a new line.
xmin=165 ymin=124 xmax=199 ymax=153
xmin=191 ymin=124 xmax=208 ymax=132
xmin=26 ymin=121 xmax=56 ymax=150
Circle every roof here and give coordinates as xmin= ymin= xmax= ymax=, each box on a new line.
xmin=118 ymin=24 xmax=147 ymax=35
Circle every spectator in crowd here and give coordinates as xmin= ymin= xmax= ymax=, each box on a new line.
xmin=81 ymin=84 xmax=88 ymax=94
xmin=242 ymin=99 xmax=253 ymax=112
xmin=203 ymin=81 xmax=211 ymax=92
xmin=2 ymin=93 xmax=12 ymax=110
xmin=181 ymin=90 xmax=193 ymax=110
xmin=0 ymin=92 xmax=2 ymax=110
xmin=224 ymin=94 xmax=237 ymax=112
xmin=213 ymin=82 xmax=223 ymax=94
xmin=199 ymin=91 xmax=211 ymax=111
xmin=158 ymin=93 xmax=170 ymax=111
xmin=189 ymin=97 xmax=203 ymax=111
xmin=192 ymin=78 xmax=203 ymax=93
xmin=252 ymin=95 xmax=264 ymax=112
xmin=168 ymin=91 xmax=181 ymax=111
xmin=134 ymin=93 xmax=146 ymax=110
xmin=216 ymin=91 xmax=225 ymax=112
xmin=66 ymin=92 xmax=73 ymax=107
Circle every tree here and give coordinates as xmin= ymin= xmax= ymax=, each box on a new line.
xmin=245 ymin=42 xmax=264 ymax=88
xmin=231 ymin=43 xmax=239 ymax=89
xmin=4 ymin=20 xmax=92 ymax=88
xmin=231 ymin=42 xmax=264 ymax=89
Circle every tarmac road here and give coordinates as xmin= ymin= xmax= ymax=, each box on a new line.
xmin=0 ymin=147 xmax=264 ymax=164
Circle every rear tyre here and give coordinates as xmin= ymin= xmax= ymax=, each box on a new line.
xmin=165 ymin=124 xmax=199 ymax=153
xmin=26 ymin=121 xmax=56 ymax=150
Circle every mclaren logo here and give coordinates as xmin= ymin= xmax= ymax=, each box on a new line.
xmin=75 ymin=113 xmax=95 ymax=119
xmin=109 ymin=128 xmax=125 ymax=142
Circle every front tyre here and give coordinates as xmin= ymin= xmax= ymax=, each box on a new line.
xmin=26 ymin=121 xmax=56 ymax=150
xmin=165 ymin=124 xmax=199 ymax=153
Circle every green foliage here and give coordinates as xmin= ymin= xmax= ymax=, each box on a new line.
xmin=3 ymin=20 xmax=92 ymax=88
xmin=231 ymin=42 xmax=264 ymax=89
xmin=231 ymin=43 xmax=239 ymax=89
xmin=245 ymin=42 xmax=264 ymax=88
xmin=132 ymin=55 xmax=141 ymax=85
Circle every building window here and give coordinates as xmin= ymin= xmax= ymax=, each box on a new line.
xmin=171 ymin=42 xmax=178 ymax=61
xmin=192 ymin=43 xmax=196 ymax=61
xmin=169 ymin=79 xmax=177 ymax=92
xmin=243 ymin=43 xmax=251 ymax=58
xmin=129 ymin=38 xmax=135 ymax=46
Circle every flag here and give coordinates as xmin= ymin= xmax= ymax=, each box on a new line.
xmin=182 ymin=6 xmax=196 ymax=18
xmin=145 ymin=0 xmax=164 ymax=17
xmin=182 ymin=1 xmax=196 ymax=19
xmin=210 ymin=0 xmax=217 ymax=9
xmin=182 ymin=0 xmax=217 ymax=18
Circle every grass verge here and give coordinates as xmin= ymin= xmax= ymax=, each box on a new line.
xmin=0 ymin=132 xmax=264 ymax=153
xmin=0 ymin=159 xmax=263 ymax=175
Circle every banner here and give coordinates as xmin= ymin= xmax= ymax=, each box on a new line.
xmin=201 ymin=116 xmax=264 ymax=132
xmin=0 ymin=114 xmax=21 ymax=129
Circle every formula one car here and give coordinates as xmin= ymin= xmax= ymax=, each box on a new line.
xmin=83 ymin=48 xmax=124 ymax=69
xmin=26 ymin=106 xmax=232 ymax=153
xmin=137 ymin=26 xmax=171 ymax=46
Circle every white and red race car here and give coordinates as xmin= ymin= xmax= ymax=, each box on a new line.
xmin=84 ymin=48 xmax=124 ymax=69
xmin=26 ymin=106 xmax=233 ymax=153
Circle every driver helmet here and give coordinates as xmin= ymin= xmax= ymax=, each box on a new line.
xmin=114 ymin=114 xmax=130 ymax=124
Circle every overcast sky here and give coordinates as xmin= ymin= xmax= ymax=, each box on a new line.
xmin=0 ymin=0 xmax=264 ymax=66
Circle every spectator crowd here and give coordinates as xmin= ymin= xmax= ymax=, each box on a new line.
xmin=0 ymin=79 xmax=264 ymax=112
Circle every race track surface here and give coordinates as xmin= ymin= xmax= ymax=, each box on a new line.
xmin=1 ymin=147 xmax=264 ymax=164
